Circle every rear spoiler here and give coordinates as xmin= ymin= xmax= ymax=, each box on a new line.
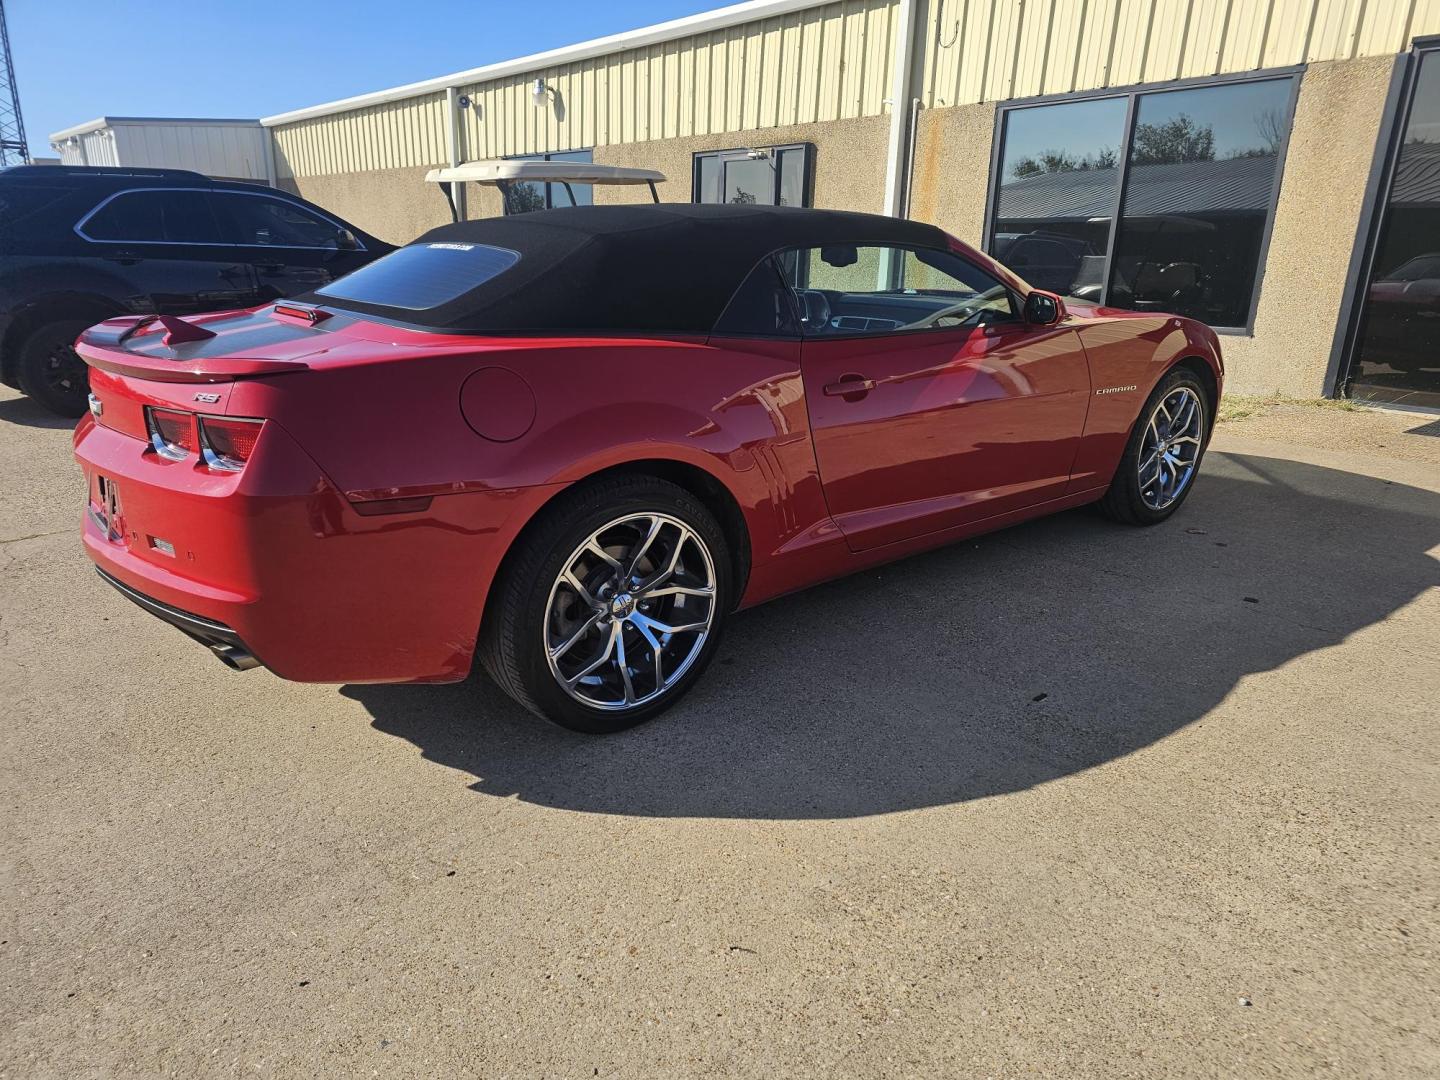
xmin=76 ymin=315 xmax=311 ymax=384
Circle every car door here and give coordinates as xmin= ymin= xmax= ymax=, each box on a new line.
xmin=208 ymin=190 xmax=370 ymax=300
xmin=786 ymin=243 xmax=1091 ymax=552
xmin=74 ymin=188 xmax=262 ymax=313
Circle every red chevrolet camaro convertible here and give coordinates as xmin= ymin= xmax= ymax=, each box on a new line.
xmin=74 ymin=204 xmax=1222 ymax=732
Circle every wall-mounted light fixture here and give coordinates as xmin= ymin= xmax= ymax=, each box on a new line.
xmin=532 ymin=79 xmax=554 ymax=108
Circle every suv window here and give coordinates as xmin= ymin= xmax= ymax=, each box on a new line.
xmin=776 ymin=244 xmax=1018 ymax=336
xmin=81 ymin=189 xmax=222 ymax=244
xmin=214 ymin=193 xmax=345 ymax=248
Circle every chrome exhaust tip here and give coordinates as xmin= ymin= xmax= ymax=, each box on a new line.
xmin=210 ymin=643 xmax=261 ymax=671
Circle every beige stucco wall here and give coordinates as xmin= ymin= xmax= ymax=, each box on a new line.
xmin=281 ymin=165 xmax=463 ymax=247
xmin=907 ymin=102 xmax=997 ymax=248
xmin=1224 ymin=54 xmax=1398 ymax=397
xmin=593 ymin=115 xmax=892 ymax=213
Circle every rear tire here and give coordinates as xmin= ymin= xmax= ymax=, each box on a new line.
xmin=16 ymin=319 xmax=94 ymax=418
xmin=479 ymin=475 xmax=733 ymax=734
xmin=1099 ymin=367 xmax=1211 ymax=526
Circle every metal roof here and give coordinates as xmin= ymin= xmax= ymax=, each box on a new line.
xmin=995 ymin=155 xmax=1280 ymax=222
xmin=48 ymin=116 xmax=260 ymax=141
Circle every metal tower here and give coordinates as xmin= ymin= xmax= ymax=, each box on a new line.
xmin=0 ymin=0 xmax=29 ymax=166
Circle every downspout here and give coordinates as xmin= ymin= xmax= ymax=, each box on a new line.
xmin=901 ymin=97 xmax=923 ymax=219
xmin=261 ymin=127 xmax=278 ymax=189
xmin=445 ymin=86 xmax=468 ymax=221
xmin=880 ymin=0 xmax=923 ymax=218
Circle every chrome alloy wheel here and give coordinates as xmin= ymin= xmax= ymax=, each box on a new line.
xmin=1138 ymin=385 xmax=1204 ymax=511
xmin=544 ymin=513 xmax=717 ymax=711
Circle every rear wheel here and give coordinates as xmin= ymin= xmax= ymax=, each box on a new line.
xmin=16 ymin=319 xmax=94 ymax=418
xmin=480 ymin=475 xmax=732 ymax=733
xmin=1099 ymin=367 xmax=1211 ymax=525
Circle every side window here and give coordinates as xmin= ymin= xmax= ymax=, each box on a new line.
xmin=712 ymin=258 xmax=800 ymax=337
xmin=775 ymin=244 xmax=1019 ymax=336
xmin=81 ymin=190 xmax=222 ymax=244
xmin=213 ymin=193 xmax=343 ymax=248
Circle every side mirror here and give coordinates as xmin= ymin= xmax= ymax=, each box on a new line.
xmin=1024 ymin=290 xmax=1065 ymax=326
xmin=334 ymin=228 xmax=359 ymax=252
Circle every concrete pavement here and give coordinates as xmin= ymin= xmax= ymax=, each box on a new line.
xmin=2 ymin=387 xmax=1437 ymax=1078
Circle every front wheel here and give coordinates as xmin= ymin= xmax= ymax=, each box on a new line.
xmin=479 ymin=476 xmax=732 ymax=733
xmin=1099 ymin=368 xmax=1211 ymax=525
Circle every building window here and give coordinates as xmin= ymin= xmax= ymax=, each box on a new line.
xmin=503 ymin=149 xmax=594 ymax=213
xmin=693 ymin=144 xmax=812 ymax=207
xmin=988 ymin=73 xmax=1297 ymax=330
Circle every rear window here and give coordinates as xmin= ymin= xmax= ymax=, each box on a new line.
xmin=316 ymin=242 xmax=520 ymax=310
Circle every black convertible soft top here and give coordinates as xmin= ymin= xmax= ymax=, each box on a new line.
xmin=306 ymin=203 xmax=950 ymax=335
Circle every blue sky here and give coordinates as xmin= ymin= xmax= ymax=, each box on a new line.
xmin=9 ymin=0 xmax=715 ymax=157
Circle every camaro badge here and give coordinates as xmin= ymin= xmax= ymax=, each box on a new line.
xmin=1095 ymin=385 xmax=1138 ymax=395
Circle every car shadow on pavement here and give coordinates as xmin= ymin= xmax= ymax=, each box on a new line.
xmin=0 ymin=395 xmax=78 ymax=430
xmin=344 ymin=452 xmax=1440 ymax=819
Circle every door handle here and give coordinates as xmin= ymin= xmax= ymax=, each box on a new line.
xmin=102 ymin=250 xmax=141 ymax=265
xmin=823 ymin=374 xmax=876 ymax=398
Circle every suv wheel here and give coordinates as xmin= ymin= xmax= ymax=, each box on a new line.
xmin=16 ymin=320 xmax=94 ymax=418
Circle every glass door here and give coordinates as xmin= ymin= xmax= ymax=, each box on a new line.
xmin=1345 ymin=45 xmax=1440 ymax=407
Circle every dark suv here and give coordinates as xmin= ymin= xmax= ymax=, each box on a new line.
xmin=0 ymin=165 xmax=391 ymax=416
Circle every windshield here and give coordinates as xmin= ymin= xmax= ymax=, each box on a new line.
xmin=316 ymin=242 xmax=520 ymax=310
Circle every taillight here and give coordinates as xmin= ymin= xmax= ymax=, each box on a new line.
xmin=145 ymin=408 xmax=196 ymax=461
xmin=198 ymin=416 xmax=263 ymax=472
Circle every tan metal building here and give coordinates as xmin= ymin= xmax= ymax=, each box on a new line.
xmin=262 ymin=0 xmax=1440 ymax=404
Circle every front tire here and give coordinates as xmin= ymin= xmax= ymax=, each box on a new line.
xmin=16 ymin=319 xmax=94 ymax=418
xmin=479 ymin=475 xmax=732 ymax=733
xmin=1099 ymin=367 xmax=1211 ymax=525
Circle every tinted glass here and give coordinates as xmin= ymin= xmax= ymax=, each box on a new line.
xmin=695 ymin=154 xmax=721 ymax=203
xmin=83 ymin=190 xmax=221 ymax=243
xmin=1348 ymin=49 xmax=1440 ymax=406
xmin=693 ymin=145 xmax=812 ymax=207
xmin=215 ymin=194 xmax=340 ymax=247
xmin=504 ymin=149 xmax=593 ymax=212
xmin=1107 ymin=77 xmax=1293 ymax=326
xmin=724 ymin=157 xmax=772 ymax=205
xmin=316 ymin=242 xmax=520 ymax=310
xmin=993 ymin=96 xmax=1126 ymax=296
xmin=777 ymin=244 xmax=1016 ymax=336
xmin=777 ymin=147 xmax=807 ymax=206
xmin=712 ymin=258 xmax=799 ymax=336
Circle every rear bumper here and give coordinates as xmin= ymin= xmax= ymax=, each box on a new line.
xmin=96 ymin=567 xmax=261 ymax=671
xmin=75 ymin=413 xmax=551 ymax=684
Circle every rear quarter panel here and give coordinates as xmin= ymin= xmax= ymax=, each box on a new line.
xmin=223 ymin=333 xmax=831 ymax=602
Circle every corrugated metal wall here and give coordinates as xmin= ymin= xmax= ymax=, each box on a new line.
xmin=55 ymin=130 xmax=119 ymax=167
xmin=271 ymin=0 xmax=1440 ymax=180
xmin=456 ymin=0 xmax=896 ymax=160
xmin=113 ymin=124 xmax=269 ymax=179
xmin=272 ymin=0 xmax=897 ymax=179
xmin=272 ymin=93 xmax=450 ymax=180
xmin=920 ymin=0 xmax=1440 ymax=105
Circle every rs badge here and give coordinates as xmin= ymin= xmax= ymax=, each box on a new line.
xmin=194 ymin=392 xmax=222 ymax=404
